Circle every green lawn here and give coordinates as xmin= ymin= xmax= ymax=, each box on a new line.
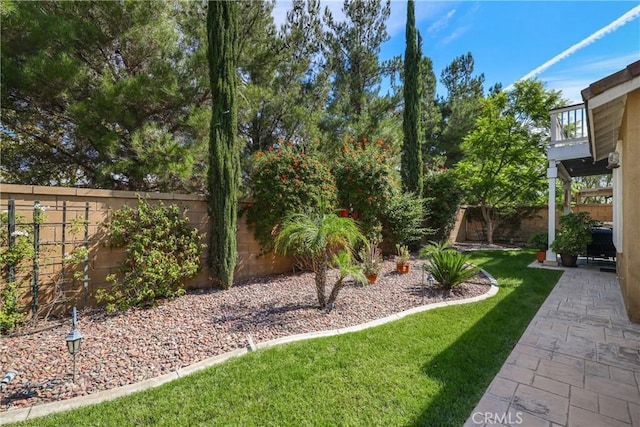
xmin=14 ymin=250 xmax=562 ymax=427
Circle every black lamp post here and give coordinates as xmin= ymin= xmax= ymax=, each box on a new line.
xmin=65 ymin=307 xmax=83 ymax=383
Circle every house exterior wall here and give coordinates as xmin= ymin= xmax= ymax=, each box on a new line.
xmin=0 ymin=184 xmax=292 ymax=311
xmin=618 ymin=88 xmax=640 ymax=322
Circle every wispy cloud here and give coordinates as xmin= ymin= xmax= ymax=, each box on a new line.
xmin=428 ymin=9 xmax=456 ymax=33
xmin=542 ymin=53 xmax=640 ymax=103
xmin=507 ymin=5 xmax=640 ymax=89
xmin=573 ymin=53 xmax=640 ymax=73
xmin=386 ymin=1 xmax=457 ymax=37
xmin=441 ymin=25 xmax=469 ymax=44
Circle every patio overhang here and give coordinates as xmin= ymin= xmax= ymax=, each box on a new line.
xmin=582 ymin=60 xmax=640 ymax=162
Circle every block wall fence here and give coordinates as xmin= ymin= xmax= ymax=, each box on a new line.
xmin=0 ymin=184 xmax=292 ymax=312
xmin=450 ymin=204 xmax=613 ymax=243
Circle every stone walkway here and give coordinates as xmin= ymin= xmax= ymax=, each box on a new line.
xmin=466 ymin=262 xmax=640 ymax=427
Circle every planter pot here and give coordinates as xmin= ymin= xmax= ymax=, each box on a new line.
xmin=560 ymin=253 xmax=578 ymax=267
xmin=396 ymin=263 xmax=410 ymax=274
xmin=536 ymin=251 xmax=546 ymax=263
xmin=366 ymin=274 xmax=378 ymax=284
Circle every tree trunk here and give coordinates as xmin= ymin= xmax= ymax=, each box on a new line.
xmin=480 ymin=205 xmax=495 ymax=244
xmin=315 ymin=258 xmax=327 ymax=308
xmin=207 ymin=1 xmax=239 ymax=289
xmin=327 ymin=278 xmax=344 ymax=310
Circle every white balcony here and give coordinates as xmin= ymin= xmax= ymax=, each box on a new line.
xmin=548 ymin=103 xmax=591 ymax=161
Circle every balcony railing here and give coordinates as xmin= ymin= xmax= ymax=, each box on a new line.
xmin=549 ymin=103 xmax=588 ymax=148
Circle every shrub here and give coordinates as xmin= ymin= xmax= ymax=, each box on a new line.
xmin=247 ymin=143 xmax=337 ymax=252
xmin=381 ymin=190 xmax=426 ymax=249
xmin=0 ymin=211 xmax=33 ymax=333
xmin=97 ymin=197 xmax=205 ymax=312
xmin=332 ymin=138 xmax=398 ymax=241
xmin=420 ymin=241 xmax=478 ymax=291
xmin=528 ymin=231 xmax=548 ymax=251
xmin=550 ymin=212 xmax=596 ymax=256
xmin=0 ymin=281 xmax=22 ymax=333
xmin=423 ymin=163 xmax=463 ymax=242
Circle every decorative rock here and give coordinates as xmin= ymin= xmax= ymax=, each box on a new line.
xmin=0 ymin=259 xmax=491 ymax=412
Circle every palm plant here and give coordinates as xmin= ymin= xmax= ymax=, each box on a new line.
xmin=275 ymin=207 xmax=366 ymax=309
xmin=428 ymin=250 xmax=480 ymax=292
xmin=419 ymin=241 xmax=479 ymax=294
xmin=418 ymin=240 xmax=454 ymax=259
xmin=327 ymin=251 xmax=367 ymax=308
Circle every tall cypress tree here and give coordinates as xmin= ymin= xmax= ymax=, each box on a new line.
xmin=207 ymin=1 xmax=239 ymax=289
xmin=402 ymin=0 xmax=423 ymax=195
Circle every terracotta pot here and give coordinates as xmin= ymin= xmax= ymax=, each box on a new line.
xmin=366 ymin=274 xmax=378 ymax=284
xmin=560 ymin=253 xmax=578 ymax=267
xmin=536 ymin=251 xmax=546 ymax=263
xmin=396 ymin=263 xmax=410 ymax=274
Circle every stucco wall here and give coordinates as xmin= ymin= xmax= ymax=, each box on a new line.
xmin=618 ymin=89 xmax=640 ymax=322
xmin=0 ymin=184 xmax=292 ymax=311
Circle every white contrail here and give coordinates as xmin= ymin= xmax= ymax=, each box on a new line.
xmin=507 ymin=5 xmax=640 ymax=89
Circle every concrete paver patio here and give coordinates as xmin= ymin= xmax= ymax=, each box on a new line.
xmin=466 ymin=261 xmax=640 ymax=427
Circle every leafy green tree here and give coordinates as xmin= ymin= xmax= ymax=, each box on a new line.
xmin=455 ymin=79 xmax=564 ymax=244
xmin=207 ymin=0 xmax=240 ymax=289
xmin=401 ymin=0 xmax=423 ymax=195
xmin=1 ymin=1 xmax=209 ymax=191
xmin=275 ymin=207 xmax=366 ymax=309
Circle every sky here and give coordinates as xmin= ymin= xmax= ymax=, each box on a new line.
xmin=273 ymin=1 xmax=640 ymax=103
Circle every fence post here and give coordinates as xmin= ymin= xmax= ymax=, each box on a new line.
xmin=7 ymin=200 xmax=16 ymax=284
xmin=32 ymin=200 xmax=40 ymax=318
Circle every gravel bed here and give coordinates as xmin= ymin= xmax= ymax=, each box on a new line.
xmin=0 ymin=258 xmax=491 ymax=412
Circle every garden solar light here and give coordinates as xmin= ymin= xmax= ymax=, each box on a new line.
xmin=65 ymin=307 xmax=83 ymax=383
xmin=0 ymin=370 xmax=18 ymax=390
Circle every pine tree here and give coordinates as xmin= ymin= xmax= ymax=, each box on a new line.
xmin=1 ymin=1 xmax=210 ymax=191
xmin=207 ymin=1 xmax=239 ymax=289
xmin=322 ymin=0 xmax=395 ymax=145
xmin=401 ymin=0 xmax=423 ymax=194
